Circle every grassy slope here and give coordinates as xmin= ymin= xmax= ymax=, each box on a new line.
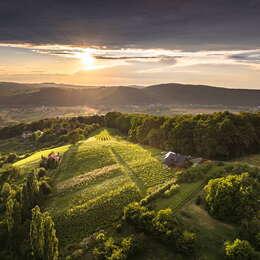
xmin=11 ymin=129 xmax=260 ymax=258
xmin=39 ymin=129 xmax=176 ymax=247
xmin=13 ymin=145 xmax=70 ymax=173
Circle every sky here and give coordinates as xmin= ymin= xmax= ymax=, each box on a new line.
xmin=0 ymin=0 xmax=260 ymax=88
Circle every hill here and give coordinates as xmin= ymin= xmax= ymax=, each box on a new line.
xmin=0 ymin=114 xmax=259 ymax=259
xmin=1 ymin=82 xmax=260 ymax=107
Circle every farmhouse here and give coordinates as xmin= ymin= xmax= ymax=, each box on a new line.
xmin=48 ymin=152 xmax=61 ymax=163
xmin=22 ymin=131 xmax=33 ymax=139
xmin=163 ymin=151 xmax=191 ymax=167
xmin=40 ymin=152 xmax=62 ymax=169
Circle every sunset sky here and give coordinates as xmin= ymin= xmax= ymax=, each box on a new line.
xmin=0 ymin=1 xmax=260 ymax=88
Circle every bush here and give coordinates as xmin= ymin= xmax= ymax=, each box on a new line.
xmin=123 ymin=202 xmax=155 ymax=231
xmin=39 ymin=181 xmax=52 ymax=196
xmin=91 ymin=232 xmax=139 ymax=260
xmin=224 ymin=239 xmax=255 ymax=259
xmin=37 ymin=167 xmax=47 ymax=178
xmin=164 ymin=184 xmax=180 ymax=197
xmin=5 ymin=153 xmax=18 ymax=164
xmin=204 ymin=173 xmax=259 ymax=223
xmin=177 ymin=230 xmax=197 ymax=254
xmin=123 ymin=203 xmax=197 ymax=254
xmin=140 ymin=179 xmax=176 ymax=205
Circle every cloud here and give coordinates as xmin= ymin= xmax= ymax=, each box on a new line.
xmin=2 ymin=43 xmax=260 ymax=69
xmin=229 ymin=51 xmax=260 ymax=64
xmin=0 ymin=1 xmax=260 ymax=50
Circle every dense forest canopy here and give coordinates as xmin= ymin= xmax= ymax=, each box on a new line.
xmin=1 ymin=111 xmax=259 ymax=160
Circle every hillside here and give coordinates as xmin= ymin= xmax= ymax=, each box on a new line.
xmin=1 ymin=82 xmax=260 ymax=107
xmin=0 ymin=114 xmax=259 ymax=259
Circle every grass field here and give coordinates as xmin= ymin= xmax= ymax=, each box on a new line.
xmin=13 ymin=145 xmax=70 ymax=174
xmin=154 ymin=181 xmax=204 ymax=211
xmin=22 ymin=129 xmax=174 ymax=247
xmin=234 ymin=153 xmax=260 ymax=167
xmin=179 ymin=203 xmax=236 ymax=260
xmin=10 ymin=128 xmax=253 ymax=258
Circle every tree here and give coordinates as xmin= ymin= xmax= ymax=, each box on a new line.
xmin=5 ymin=198 xmax=22 ymax=238
xmin=1 ymin=182 xmax=12 ymax=202
xmin=30 ymin=206 xmax=59 ymax=260
xmin=204 ymin=173 xmax=259 ymax=223
xmin=224 ymin=239 xmax=255 ymax=259
xmin=21 ymin=172 xmax=39 ymax=216
xmin=30 ymin=206 xmax=45 ymax=259
xmin=43 ymin=212 xmax=59 ymax=260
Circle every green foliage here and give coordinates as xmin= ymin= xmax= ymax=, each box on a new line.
xmin=123 ymin=202 xmax=197 ymax=254
xmin=5 ymin=197 xmax=22 ymax=238
xmin=21 ymin=171 xmax=40 ymax=216
xmin=30 ymin=206 xmax=45 ymax=259
xmin=140 ymin=179 xmax=176 ymax=205
xmin=238 ymin=218 xmax=260 ymax=250
xmin=204 ymin=173 xmax=259 ymax=223
xmin=30 ymin=206 xmax=59 ymax=260
xmin=164 ymin=184 xmax=180 ymax=197
xmin=1 ymin=182 xmax=12 ymax=202
xmin=40 ymin=153 xmax=61 ymax=170
xmin=91 ymin=232 xmax=138 ymax=260
xmin=224 ymin=239 xmax=255 ymax=259
xmin=104 ymin=111 xmax=260 ymax=160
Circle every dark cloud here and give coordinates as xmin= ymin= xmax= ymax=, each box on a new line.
xmin=229 ymin=51 xmax=260 ymax=64
xmin=0 ymin=0 xmax=260 ymax=50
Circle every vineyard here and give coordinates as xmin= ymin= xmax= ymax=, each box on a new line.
xmin=9 ymin=128 xmax=251 ymax=259
xmin=27 ymin=129 xmax=176 ymax=246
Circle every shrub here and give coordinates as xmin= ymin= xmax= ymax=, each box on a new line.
xmin=140 ymin=179 xmax=176 ymax=205
xmin=123 ymin=202 xmax=155 ymax=231
xmin=39 ymin=181 xmax=52 ymax=196
xmin=5 ymin=153 xmax=18 ymax=164
xmin=164 ymin=184 xmax=180 ymax=197
xmin=37 ymin=167 xmax=47 ymax=178
xmin=204 ymin=173 xmax=259 ymax=223
xmin=224 ymin=239 xmax=255 ymax=259
xmin=123 ymin=203 xmax=197 ymax=254
xmin=91 ymin=232 xmax=139 ymax=260
xmin=177 ymin=230 xmax=197 ymax=254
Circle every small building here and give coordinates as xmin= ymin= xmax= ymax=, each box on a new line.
xmin=48 ymin=152 xmax=61 ymax=163
xmin=163 ymin=151 xmax=191 ymax=168
xmin=22 ymin=131 xmax=33 ymax=139
xmin=40 ymin=152 xmax=62 ymax=169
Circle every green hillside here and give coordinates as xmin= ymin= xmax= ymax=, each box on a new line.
xmin=11 ymin=129 xmax=175 ymax=247
xmin=1 ymin=124 xmax=259 ymax=259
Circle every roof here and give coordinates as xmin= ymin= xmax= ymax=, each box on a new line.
xmin=164 ymin=151 xmax=189 ymax=166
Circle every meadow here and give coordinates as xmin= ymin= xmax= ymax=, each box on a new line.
xmin=7 ymin=128 xmax=260 ymax=259
xmin=10 ymin=129 xmax=175 ymax=247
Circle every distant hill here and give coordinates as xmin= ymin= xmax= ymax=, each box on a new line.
xmin=0 ymin=82 xmax=260 ymax=107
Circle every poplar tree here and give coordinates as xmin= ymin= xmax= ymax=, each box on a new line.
xmin=43 ymin=212 xmax=59 ymax=260
xmin=30 ymin=206 xmax=59 ymax=260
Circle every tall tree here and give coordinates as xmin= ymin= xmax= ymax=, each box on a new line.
xmin=30 ymin=206 xmax=59 ymax=260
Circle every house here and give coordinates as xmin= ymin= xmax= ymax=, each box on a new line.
xmin=48 ymin=152 xmax=61 ymax=163
xmin=163 ymin=151 xmax=192 ymax=168
xmin=40 ymin=152 xmax=62 ymax=169
xmin=22 ymin=131 xmax=33 ymax=139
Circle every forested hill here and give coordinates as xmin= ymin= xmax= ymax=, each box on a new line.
xmin=1 ymin=82 xmax=260 ymax=107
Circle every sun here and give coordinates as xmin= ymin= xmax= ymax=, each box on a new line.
xmin=80 ymin=52 xmax=95 ymax=69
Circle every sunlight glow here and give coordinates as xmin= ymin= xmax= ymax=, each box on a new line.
xmin=79 ymin=52 xmax=95 ymax=69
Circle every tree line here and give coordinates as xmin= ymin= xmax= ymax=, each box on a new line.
xmin=1 ymin=111 xmax=260 ymax=160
